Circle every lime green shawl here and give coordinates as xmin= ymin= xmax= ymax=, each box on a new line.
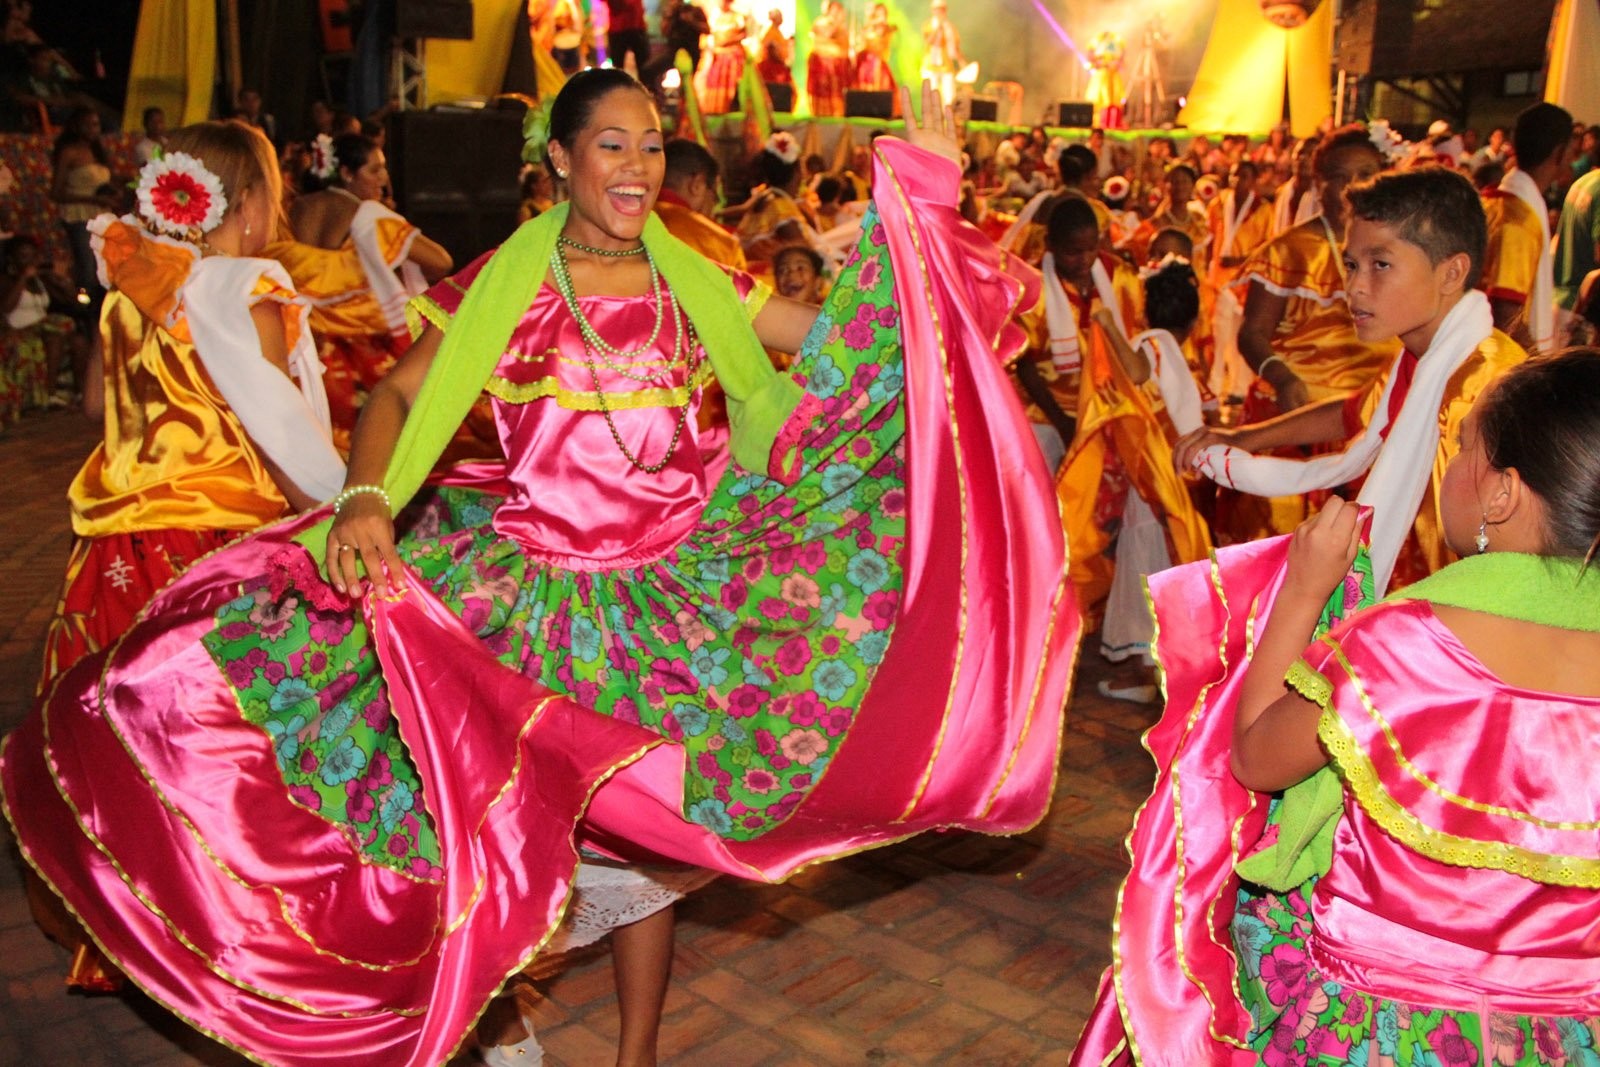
xmin=298 ymin=203 xmax=803 ymax=565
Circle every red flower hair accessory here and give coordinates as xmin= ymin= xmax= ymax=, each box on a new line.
xmin=135 ymin=151 xmax=227 ymax=238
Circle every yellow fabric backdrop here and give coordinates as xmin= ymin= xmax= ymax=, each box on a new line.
xmin=1179 ymin=0 xmax=1332 ymax=137
xmin=1545 ymin=0 xmax=1600 ymax=125
xmin=424 ymin=0 xmax=525 ymax=106
xmin=123 ymin=0 xmax=217 ymax=132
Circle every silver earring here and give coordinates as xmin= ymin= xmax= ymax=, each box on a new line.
xmin=1475 ymin=517 xmax=1489 ymax=554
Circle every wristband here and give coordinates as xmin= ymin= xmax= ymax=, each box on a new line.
xmin=1255 ymin=354 xmax=1292 ymax=380
xmin=332 ymin=483 xmax=390 ymax=515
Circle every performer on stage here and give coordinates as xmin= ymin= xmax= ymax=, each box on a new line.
xmin=920 ymin=0 xmax=963 ymax=108
xmin=756 ymin=8 xmax=793 ymax=88
xmin=703 ymin=0 xmax=752 ymax=115
xmin=1085 ymin=31 xmax=1126 ymax=130
xmin=547 ymin=0 xmax=588 ymax=74
xmin=853 ymin=3 xmax=898 ymax=113
xmin=806 ymin=0 xmax=854 ymax=118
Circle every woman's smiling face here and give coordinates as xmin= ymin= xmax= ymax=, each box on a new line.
xmin=548 ymin=86 xmax=665 ymax=250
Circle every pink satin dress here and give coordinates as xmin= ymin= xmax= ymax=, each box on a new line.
xmin=1 ymin=140 xmax=1078 ymax=1066
xmin=1071 ymin=538 xmax=1600 ymax=1066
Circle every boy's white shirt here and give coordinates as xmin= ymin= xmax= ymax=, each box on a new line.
xmin=1498 ymin=167 xmax=1555 ymax=353
xmin=1193 ymin=290 xmax=1494 ymax=593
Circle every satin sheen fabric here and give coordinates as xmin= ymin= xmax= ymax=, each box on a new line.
xmin=2 ymin=139 xmax=1076 ymax=1066
xmin=1070 ymin=541 xmax=1600 ymax=1065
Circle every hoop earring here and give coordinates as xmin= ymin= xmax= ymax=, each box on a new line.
xmin=1475 ymin=517 xmax=1489 ymax=554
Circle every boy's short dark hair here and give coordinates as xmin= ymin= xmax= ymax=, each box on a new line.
xmin=1148 ymin=226 xmax=1194 ymax=260
xmin=1057 ymin=144 xmax=1097 ymax=185
xmin=664 ymin=138 xmax=720 ymax=187
xmin=1345 ymin=167 xmax=1486 ymax=288
xmin=1044 ymin=193 xmax=1100 ymax=249
xmin=142 ymin=106 xmax=163 ymax=127
xmin=1512 ymin=102 xmax=1574 ymax=169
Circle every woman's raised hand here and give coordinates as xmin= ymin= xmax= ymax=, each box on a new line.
xmin=900 ymin=80 xmax=961 ymax=167
xmin=1283 ymin=497 xmax=1361 ymax=605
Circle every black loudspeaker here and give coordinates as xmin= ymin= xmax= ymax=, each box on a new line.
xmin=766 ymin=82 xmax=795 ymax=112
xmin=1057 ymin=101 xmax=1095 ymax=128
xmin=395 ymin=0 xmax=474 ymax=40
xmin=844 ymin=90 xmax=894 ymax=119
xmin=966 ymin=96 xmax=998 ymax=122
xmin=389 ymin=107 xmax=523 ymax=266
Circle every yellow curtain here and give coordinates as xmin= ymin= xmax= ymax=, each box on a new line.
xmin=1179 ymin=0 xmax=1331 ymax=138
xmin=424 ymin=0 xmax=524 ymax=106
xmin=1546 ymin=0 xmax=1600 ymax=124
xmin=1288 ymin=1 xmax=1334 ymax=138
xmin=123 ymin=0 xmax=217 ymax=132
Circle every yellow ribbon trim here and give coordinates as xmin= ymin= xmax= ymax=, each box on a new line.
xmin=1328 ymin=641 xmax=1600 ymax=832
xmin=484 ymin=362 xmax=714 ymax=408
xmin=1308 ymin=639 xmax=1600 ymax=887
xmin=1284 ymin=658 xmax=1332 ymax=707
xmin=1318 ymin=710 xmax=1600 ymax=888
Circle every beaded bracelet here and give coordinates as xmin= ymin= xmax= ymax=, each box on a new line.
xmin=332 ymin=483 xmax=390 ymax=515
xmin=1255 ymin=354 xmax=1290 ymax=379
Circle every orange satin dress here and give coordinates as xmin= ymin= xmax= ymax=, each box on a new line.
xmin=36 ymin=218 xmax=302 ymax=993
xmin=266 ymin=212 xmax=419 ymax=454
xmin=43 ymin=221 xmax=297 ymax=687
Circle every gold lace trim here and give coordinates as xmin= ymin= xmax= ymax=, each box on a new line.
xmin=1284 ymin=658 xmax=1332 ymax=707
xmin=1319 ymin=710 xmax=1600 ymax=888
xmin=1328 ymin=642 xmax=1600 ymax=832
xmin=745 ymin=280 xmax=773 ymax=323
xmin=485 ymin=362 xmax=713 ymax=408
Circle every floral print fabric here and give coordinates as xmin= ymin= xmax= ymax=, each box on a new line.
xmin=1234 ymin=886 xmax=1600 ymax=1067
xmin=204 ymin=210 xmax=909 ymax=873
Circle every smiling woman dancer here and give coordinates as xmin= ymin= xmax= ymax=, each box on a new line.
xmin=2 ymin=73 xmax=1075 ymax=1066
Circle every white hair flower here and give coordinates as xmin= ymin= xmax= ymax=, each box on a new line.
xmin=765 ymin=131 xmax=800 ymax=165
xmin=309 ymin=133 xmax=339 ymax=181
xmin=135 ymin=151 xmax=227 ymax=238
xmin=1367 ymin=120 xmax=1407 ymax=164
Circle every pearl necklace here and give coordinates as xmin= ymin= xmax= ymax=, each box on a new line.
xmin=548 ymin=242 xmax=700 ymax=474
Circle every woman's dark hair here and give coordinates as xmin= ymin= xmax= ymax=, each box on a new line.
xmin=1143 ymin=259 xmax=1200 ymax=333
xmin=548 ymin=67 xmax=654 ymax=153
xmin=1311 ymin=124 xmax=1382 ymax=179
xmin=52 ymin=107 xmax=109 ymax=167
xmin=752 ymin=146 xmax=798 ymax=190
xmin=333 ymin=134 xmax=377 ymax=179
xmin=1057 ymin=144 xmax=1097 ymax=185
xmin=814 ymin=176 xmax=841 ymax=204
xmin=1476 ymin=348 xmax=1600 ymax=560
xmin=1164 ymin=162 xmax=1197 ymax=185
xmin=1 ymin=233 xmax=40 ymax=272
xmin=300 ymin=133 xmax=377 ymax=193
xmin=774 ymin=244 xmax=824 ymax=275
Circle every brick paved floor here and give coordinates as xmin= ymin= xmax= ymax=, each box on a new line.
xmin=0 ymin=409 xmax=1161 ymax=1066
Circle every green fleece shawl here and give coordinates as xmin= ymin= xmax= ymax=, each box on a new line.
xmin=297 ymin=202 xmax=803 ymax=565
